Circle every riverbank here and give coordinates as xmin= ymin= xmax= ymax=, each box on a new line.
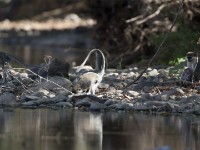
xmin=0 ymin=65 xmax=200 ymax=115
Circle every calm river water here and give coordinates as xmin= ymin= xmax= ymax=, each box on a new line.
xmin=0 ymin=108 xmax=199 ymax=150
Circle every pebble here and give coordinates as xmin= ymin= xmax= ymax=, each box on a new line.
xmin=126 ymin=90 xmax=140 ymax=97
xmin=2 ymin=65 xmax=200 ymax=114
xmin=98 ymin=83 xmax=109 ymax=89
xmin=147 ymin=69 xmax=159 ymax=76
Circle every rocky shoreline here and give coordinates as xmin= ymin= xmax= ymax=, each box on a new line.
xmin=1 ymin=65 xmax=200 ymax=115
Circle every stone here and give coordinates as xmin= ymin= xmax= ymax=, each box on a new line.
xmin=126 ymin=90 xmax=140 ymax=97
xmin=36 ymin=76 xmax=72 ymax=91
xmin=0 ymin=92 xmax=17 ymax=106
xmin=117 ymin=102 xmax=133 ymax=110
xmin=104 ymin=99 xmax=116 ymax=106
xmin=106 ymin=86 xmax=117 ymax=93
xmin=34 ymin=98 xmax=54 ymax=105
xmin=141 ymin=93 xmax=153 ymax=101
xmin=56 ymin=102 xmax=73 ymax=108
xmin=158 ymin=69 xmax=169 ymax=78
xmin=29 ymin=58 xmax=70 ymax=78
xmin=108 ymin=103 xmax=118 ymax=109
xmin=90 ymin=102 xmax=106 ymax=111
xmin=147 ymin=69 xmax=159 ymax=76
xmin=133 ymin=104 xmax=149 ymax=111
xmin=24 ymin=95 xmax=41 ymax=101
xmin=142 ymin=86 xmax=152 ymax=93
xmin=22 ymin=101 xmax=36 ymax=106
xmin=126 ymin=71 xmax=138 ymax=78
xmin=75 ymin=98 xmax=92 ymax=107
xmin=50 ymin=94 xmax=68 ymax=102
xmin=156 ymin=88 xmax=185 ymax=101
xmin=98 ymin=83 xmax=109 ymax=90
xmin=54 ymin=89 xmax=72 ymax=96
xmin=113 ymin=82 xmax=124 ymax=89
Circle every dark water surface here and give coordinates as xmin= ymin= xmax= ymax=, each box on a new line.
xmin=0 ymin=28 xmax=94 ymax=66
xmin=0 ymin=108 xmax=200 ymax=150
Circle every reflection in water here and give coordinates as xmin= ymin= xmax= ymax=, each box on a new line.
xmin=0 ymin=28 xmax=95 ymax=66
xmin=0 ymin=108 xmax=200 ymax=150
xmin=0 ymin=45 xmax=87 ymax=67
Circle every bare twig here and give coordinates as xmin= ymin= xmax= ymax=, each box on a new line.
xmin=26 ymin=69 xmax=73 ymax=94
xmin=124 ymin=0 xmax=184 ymax=89
xmin=136 ymin=4 xmax=166 ymax=25
xmin=126 ymin=15 xmax=144 ymax=23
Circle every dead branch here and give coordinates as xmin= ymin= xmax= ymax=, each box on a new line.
xmin=124 ymin=0 xmax=184 ymax=89
xmin=126 ymin=15 xmax=144 ymax=23
xmin=127 ymin=4 xmax=167 ymax=25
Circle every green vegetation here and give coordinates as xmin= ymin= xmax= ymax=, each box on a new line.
xmin=153 ymin=23 xmax=200 ymax=65
xmin=168 ymin=57 xmax=185 ymax=77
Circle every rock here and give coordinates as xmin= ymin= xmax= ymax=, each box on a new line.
xmin=133 ymin=104 xmax=149 ymax=111
xmin=64 ymin=13 xmax=81 ymax=22
xmin=104 ymin=73 xmax=119 ymax=81
xmin=106 ymin=86 xmax=117 ymax=93
xmin=141 ymin=93 xmax=153 ymax=101
xmin=147 ymin=69 xmax=159 ymax=76
xmin=126 ymin=71 xmax=138 ymax=78
xmin=126 ymin=90 xmax=140 ymax=97
xmin=116 ymin=90 xmax=123 ymax=94
xmin=36 ymin=76 xmax=72 ymax=91
xmin=29 ymin=58 xmax=70 ymax=78
xmin=142 ymin=86 xmax=153 ymax=93
xmin=50 ymin=94 xmax=68 ymax=102
xmin=163 ymin=103 xmax=176 ymax=112
xmin=23 ymin=95 xmax=41 ymax=101
xmin=31 ymin=89 xmax=49 ymax=97
xmin=117 ymin=102 xmax=133 ymax=110
xmin=90 ymin=102 xmax=106 ymax=111
xmin=155 ymin=88 xmax=184 ymax=101
xmin=108 ymin=103 xmax=118 ymax=109
xmin=70 ymin=94 xmax=106 ymax=104
xmin=22 ymin=101 xmax=36 ymax=106
xmin=54 ymin=89 xmax=72 ymax=96
xmin=104 ymin=99 xmax=116 ymax=106
xmin=113 ymin=82 xmax=124 ymax=89
xmin=145 ymin=101 xmax=179 ymax=112
xmin=33 ymin=98 xmax=55 ymax=106
xmin=0 ymin=92 xmax=17 ymax=106
xmin=98 ymin=83 xmax=109 ymax=90
xmin=75 ymin=97 xmax=92 ymax=107
xmin=158 ymin=69 xmax=169 ymax=78
xmin=56 ymin=102 xmax=73 ymax=108
xmin=146 ymin=101 xmax=167 ymax=107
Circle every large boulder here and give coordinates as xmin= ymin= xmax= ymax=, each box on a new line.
xmin=0 ymin=92 xmax=17 ymax=106
xmin=29 ymin=58 xmax=70 ymax=78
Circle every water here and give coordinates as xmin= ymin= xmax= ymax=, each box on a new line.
xmin=0 ymin=28 xmax=95 ymax=66
xmin=0 ymin=108 xmax=199 ymax=150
